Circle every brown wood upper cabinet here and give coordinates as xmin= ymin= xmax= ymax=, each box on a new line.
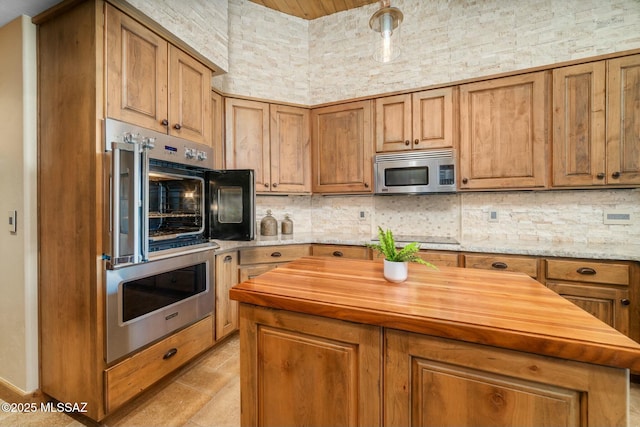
xmin=106 ymin=5 xmax=212 ymax=146
xmin=375 ymin=88 xmax=456 ymax=152
xmin=225 ymin=98 xmax=311 ymax=193
xmin=553 ymin=55 xmax=640 ymax=187
xmin=459 ymin=72 xmax=549 ymax=190
xmin=312 ymin=100 xmax=374 ymax=193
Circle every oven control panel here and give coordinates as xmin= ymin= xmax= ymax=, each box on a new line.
xmin=105 ymin=118 xmax=214 ymax=170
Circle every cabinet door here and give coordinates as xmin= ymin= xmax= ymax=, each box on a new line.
xmin=412 ymin=87 xmax=455 ymax=150
xmin=168 ymin=46 xmax=212 ymax=145
xmin=106 ymin=4 xmax=168 ymax=133
xmin=215 ymin=253 xmax=239 ymax=341
xmin=385 ymin=329 xmax=626 ymax=427
xmin=225 ymin=98 xmax=270 ymax=191
xmin=546 ymin=282 xmax=629 ymax=335
xmin=270 ymin=105 xmax=311 ymax=193
xmin=552 ymin=62 xmax=606 ymax=187
xmin=375 ymin=94 xmax=412 ymax=152
xmin=312 ymin=100 xmax=373 ymax=193
xmin=211 ymin=90 xmax=224 ymax=168
xmin=607 ymin=54 xmax=640 ymax=185
xmin=459 ymin=72 xmax=548 ymax=189
xmin=239 ymin=304 xmax=381 ymax=427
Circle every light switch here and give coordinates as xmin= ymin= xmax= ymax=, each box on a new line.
xmin=8 ymin=210 xmax=16 ymax=233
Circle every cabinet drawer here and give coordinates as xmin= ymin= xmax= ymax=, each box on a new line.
xmin=546 ymin=260 xmax=629 ymax=285
xmin=240 ymin=244 xmax=311 ymax=265
xmin=312 ymin=244 xmax=370 ymax=259
xmin=105 ymin=316 xmax=213 ymax=413
xmin=416 ymin=251 xmax=460 ymax=267
xmin=464 ymin=254 xmax=538 ymax=278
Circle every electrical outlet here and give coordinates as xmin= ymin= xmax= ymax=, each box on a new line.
xmin=603 ymin=210 xmax=632 ymax=225
xmin=358 ymin=210 xmax=368 ymax=221
xmin=488 ymin=210 xmax=499 ymax=223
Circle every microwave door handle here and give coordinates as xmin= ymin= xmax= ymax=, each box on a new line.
xmin=141 ymin=145 xmax=150 ymax=262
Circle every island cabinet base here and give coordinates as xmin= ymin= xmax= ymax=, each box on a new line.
xmin=238 ymin=303 xmax=629 ymax=427
xmin=238 ymin=304 xmax=382 ymax=427
xmin=385 ymin=329 xmax=628 ymax=427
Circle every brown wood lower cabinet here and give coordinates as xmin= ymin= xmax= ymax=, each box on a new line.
xmin=215 ymin=252 xmax=239 ymax=342
xmin=237 ymin=302 xmax=628 ymax=427
xmin=239 ymin=304 xmax=381 ymax=427
xmin=464 ymin=253 xmax=539 ymax=278
xmin=104 ymin=316 xmax=213 ymax=414
xmin=238 ymin=244 xmax=312 ymax=282
xmin=311 ymin=244 xmax=370 ymax=259
xmin=545 ymin=259 xmax=631 ymax=336
xmin=385 ymin=329 xmax=625 ymax=427
xmin=416 ymin=250 xmax=460 ymax=267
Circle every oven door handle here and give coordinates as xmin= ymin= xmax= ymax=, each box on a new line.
xmin=111 ymin=141 xmax=143 ymax=266
xmin=141 ymin=143 xmax=150 ymax=262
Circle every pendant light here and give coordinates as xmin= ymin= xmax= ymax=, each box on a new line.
xmin=369 ymin=0 xmax=403 ymax=63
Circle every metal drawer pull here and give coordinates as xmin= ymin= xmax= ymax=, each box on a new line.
xmin=491 ymin=262 xmax=508 ymax=269
xmin=333 ymin=251 xmax=344 ymax=257
xmin=621 ymin=298 xmax=630 ymax=306
xmin=577 ymin=267 xmax=596 ymax=275
xmin=271 ymin=251 xmax=282 ymax=258
xmin=163 ymin=348 xmax=178 ymax=360
xmin=224 ymin=255 xmax=233 ymax=263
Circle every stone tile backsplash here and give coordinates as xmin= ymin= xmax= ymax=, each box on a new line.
xmin=256 ymin=189 xmax=640 ymax=246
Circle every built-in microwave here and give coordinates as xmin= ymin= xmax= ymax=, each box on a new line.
xmin=374 ymin=149 xmax=457 ymax=194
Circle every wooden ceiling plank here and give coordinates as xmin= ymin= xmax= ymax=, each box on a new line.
xmin=249 ymin=0 xmax=378 ymax=20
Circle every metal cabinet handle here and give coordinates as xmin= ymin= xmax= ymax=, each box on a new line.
xmin=174 ymin=123 xmax=182 ymax=130
xmin=161 ymin=119 xmax=169 ymax=126
xmin=621 ymin=298 xmax=631 ymax=306
xmin=224 ymin=255 xmax=233 ymax=263
xmin=414 ymin=139 xmax=419 ymax=145
xmin=264 ymin=183 xmax=269 ymax=188
xmin=272 ymin=183 xmax=278 ymax=188
xmin=612 ymin=171 xmax=621 ymax=179
xmin=271 ymin=251 xmax=282 ymax=258
xmin=405 ymin=140 xmax=410 ymax=146
xmin=332 ymin=251 xmax=344 ymax=257
xmin=491 ymin=262 xmax=508 ymax=269
xmin=163 ymin=348 xmax=178 ymax=360
xmin=364 ymin=182 xmax=369 ymax=188
xmin=577 ymin=267 xmax=596 ymax=275
xmin=596 ymin=173 xmax=605 ymax=180
xmin=462 ymin=178 xmax=468 ymax=184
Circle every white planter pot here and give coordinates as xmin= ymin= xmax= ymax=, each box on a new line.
xmin=384 ymin=259 xmax=408 ymax=283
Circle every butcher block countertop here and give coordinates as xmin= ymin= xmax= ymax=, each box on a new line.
xmin=230 ymin=256 xmax=640 ymax=372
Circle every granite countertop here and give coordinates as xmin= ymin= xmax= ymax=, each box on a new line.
xmin=213 ymin=232 xmax=640 ymax=262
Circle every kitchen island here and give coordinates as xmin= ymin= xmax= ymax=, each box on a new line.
xmin=229 ymin=256 xmax=640 ymax=426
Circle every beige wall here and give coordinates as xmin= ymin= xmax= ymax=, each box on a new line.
xmin=125 ymin=0 xmax=229 ymax=72
xmin=212 ymin=0 xmax=640 ymax=105
xmin=0 ymin=15 xmax=38 ymax=394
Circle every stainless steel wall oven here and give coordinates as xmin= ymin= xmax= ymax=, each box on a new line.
xmin=105 ymin=250 xmax=213 ymax=363
xmin=104 ymin=118 xmax=255 ymax=363
xmin=106 ymin=118 xmax=255 ymax=267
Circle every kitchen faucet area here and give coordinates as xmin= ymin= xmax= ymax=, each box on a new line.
xmin=1 ymin=0 xmax=640 ymax=426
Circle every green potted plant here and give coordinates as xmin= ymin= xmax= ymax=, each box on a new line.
xmin=368 ymin=227 xmax=436 ymax=283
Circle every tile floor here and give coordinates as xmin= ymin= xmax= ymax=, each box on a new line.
xmin=1 ymin=332 xmax=639 ymax=426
